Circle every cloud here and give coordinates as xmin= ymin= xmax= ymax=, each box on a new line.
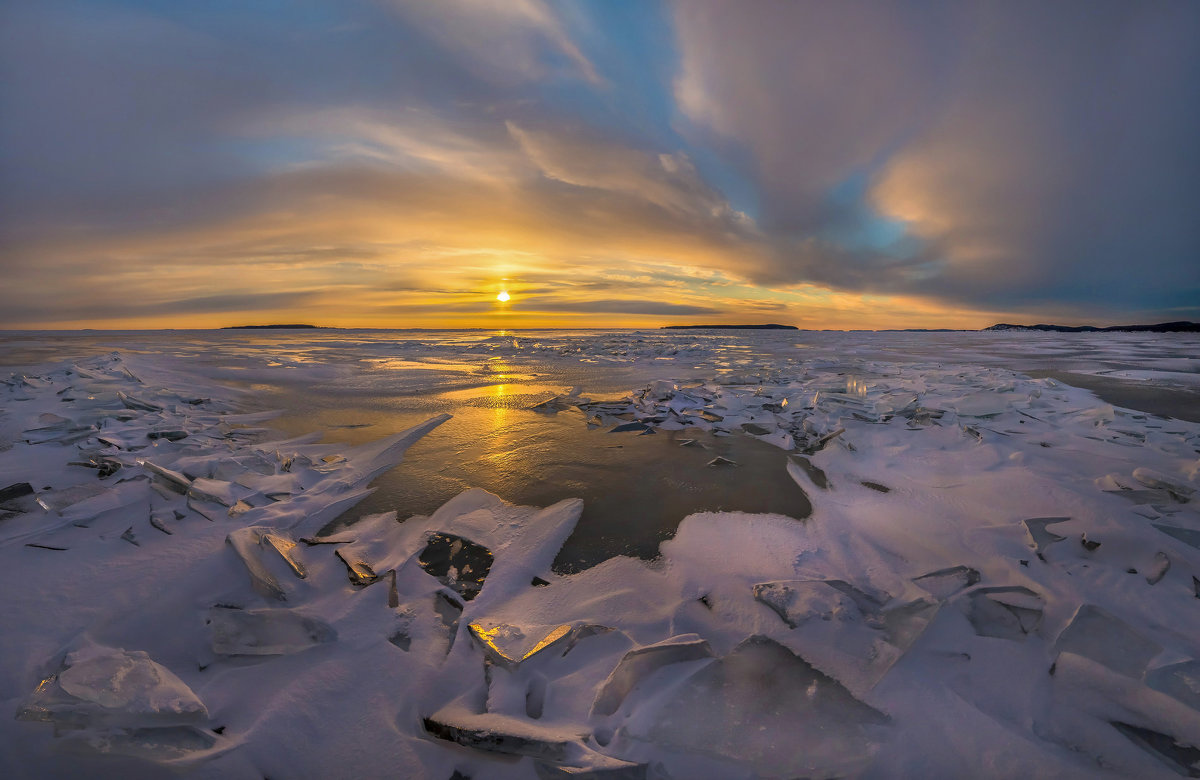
xmin=1 ymin=1 xmax=1196 ymax=329
xmin=513 ymin=298 xmax=722 ymax=316
xmin=385 ymin=0 xmax=599 ymax=85
xmin=672 ymin=1 xmax=1200 ymax=315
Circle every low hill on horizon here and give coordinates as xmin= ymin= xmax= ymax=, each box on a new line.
xmin=985 ymin=321 xmax=1199 ymax=333
xmin=661 ymin=324 xmax=798 ymax=330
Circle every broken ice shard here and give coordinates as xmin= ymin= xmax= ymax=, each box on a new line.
xmin=1053 ymin=604 xmax=1161 ymax=677
xmin=207 ymin=606 xmax=336 ymax=656
xmin=632 ymin=636 xmax=888 ymax=778
xmin=423 ymin=706 xmax=569 ymax=761
xmin=118 ymin=391 xmax=163 ymax=411
xmin=753 ymin=580 xmax=866 ymax=629
xmin=1024 ymin=517 xmax=1070 ymax=557
xmin=913 ymin=565 xmax=981 ymax=600
xmin=417 ymin=532 xmax=493 ymax=601
xmin=1146 ymin=660 xmax=1200 ymax=712
xmin=591 ymin=634 xmax=713 ymax=717
xmin=964 ymin=586 xmax=1044 ymax=641
xmin=147 ymin=429 xmax=188 ymax=442
xmin=467 ymin=622 xmax=574 ymax=669
xmin=0 ymin=482 xmax=34 ymax=503
xmin=58 ymin=725 xmax=219 ymax=763
xmin=36 ymin=483 xmax=108 ymax=513
xmin=609 ymin=422 xmax=651 ymax=434
xmin=335 ymin=548 xmax=381 ymax=587
xmin=187 ymin=478 xmax=240 ymax=507
xmin=1132 ymin=467 xmax=1195 ymax=498
xmin=1109 ymin=721 xmax=1200 ymax=777
xmin=17 ymin=645 xmax=207 ymax=730
xmin=1153 ymin=524 xmax=1200 ymax=550
xmin=226 ymin=528 xmax=306 ymax=601
xmin=140 ymin=460 xmax=191 ymax=494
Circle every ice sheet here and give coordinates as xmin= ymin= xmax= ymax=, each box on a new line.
xmin=2 ymin=329 xmax=1199 ymax=779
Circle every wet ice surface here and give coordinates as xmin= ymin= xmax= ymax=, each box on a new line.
xmin=1 ymin=328 xmax=1199 ymax=779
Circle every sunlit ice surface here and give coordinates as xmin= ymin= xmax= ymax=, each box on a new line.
xmin=1 ymin=327 xmax=1200 ymax=778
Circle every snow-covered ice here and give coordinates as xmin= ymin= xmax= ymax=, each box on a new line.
xmin=1 ymin=328 xmax=1198 ymax=778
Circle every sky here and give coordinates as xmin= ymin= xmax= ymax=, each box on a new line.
xmin=1 ymin=0 xmax=1198 ymax=330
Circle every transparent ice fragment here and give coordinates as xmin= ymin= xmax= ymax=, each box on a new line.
xmin=633 ymin=636 xmax=888 ymax=779
xmin=753 ymin=580 xmax=863 ymax=629
xmin=207 ymin=606 xmax=336 ymax=655
xmin=36 ymin=483 xmax=109 ymax=513
xmin=1133 ymin=467 xmax=1195 ymax=498
xmin=1146 ymin=660 xmax=1200 ymax=712
xmin=1110 ymin=721 xmax=1200 ymax=777
xmin=18 ymin=646 xmax=207 ymax=730
xmin=964 ymin=586 xmax=1044 ymax=641
xmin=423 ymin=706 xmax=570 ymax=761
xmin=913 ymin=566 xmax=981 ymax=599
xmin=1154 ymin=524 xmax=1200 ymax=550
xmin=139 ymin=460 xmax=191 ymax=494
xmin=335 ymin=548 xmax=380 ymax=587
xmin=187 ymin=478 xmax=240 ymax=507
xmin=591 ymin=634 xmax=713 ymax=717
xmin=1023 ymin=517 xmax=1070 ymax=557
xmin=1053 ymin=604 xmax=1161 ymax=677
xmin=58 ymin=725 xmax=218 ymax=762
xmin=467 ymin=622 xmax=575 ymax=669
xmin=226 ymin=527 xmax=306 ymax=601
xmin=118 ymin=391 xmax=163 ymax=411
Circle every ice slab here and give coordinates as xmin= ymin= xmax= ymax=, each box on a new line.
xmin=1110 ymin=721 xmax=1200 ymax=777
xmin=1053 ymin=604 xmax=1161 ymax=677
xmin=18 ymin=645 xmax=207 ymax=730
xmin=591 ymin=634 xmax=713 ymax=717
xmin=627 ymin=636 xmax=888 ymax=778
xmin=912 ymin=565 xmax=981 ymax=599
xmin=227 ymin=527 xmax=307 ymax=601
xmin=422 ymin=705 xmax=570 ymax=760
xmin=0 ymin=482 xmax=34 ymax=502
xmin=58 ymin=725 xmax=220 ymax=763
xmin=467 ymin=622 xmax=575 ymax=669
xmin=753 ymin=580 xmax=867 ymax=629
xmin=1133 ymin=467 xmax=1195 ymax=498
xmin=1024 ymin=517 xmax=1070 ymax=557
xmin=964 ymin=586 xmax=1044 ymax=641
xmin=1154 ymin=524 xmax=1200 ymax=550
xmin=207 ymin=606 xmax=336 ymax=655
xmin=334 ymin=547 xmax=382 ymax=587
xmin=1147 ymin=661 xmax=1200 ymax=712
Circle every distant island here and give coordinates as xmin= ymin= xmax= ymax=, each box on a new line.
xmin=984 ymin=321 xmax=1199 ymax=333
xmin=662 ymin=324 xmax=798 ymax=330
xmin=222 ymin=324 xmax=321 ymax=330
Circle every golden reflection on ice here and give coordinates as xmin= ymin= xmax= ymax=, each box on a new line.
xmin=468 ymin=623 xmax=573 ymax=665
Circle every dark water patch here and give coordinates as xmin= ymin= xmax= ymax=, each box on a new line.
xmin=1025 ymin=370 xmax=1200 ymax=422
xmin=278 ymin=402 xmax=811 ymax=573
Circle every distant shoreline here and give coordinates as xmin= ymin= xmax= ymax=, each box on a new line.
xmin=221 ymin=324 xmax=321 ymax=330
xmin=661 ymin=324 xmax=798 ymax=330
xmin=984 ymin=321 xmax=1199 ymax=333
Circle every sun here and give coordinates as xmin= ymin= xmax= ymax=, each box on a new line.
xmin=496 ymin=290 xmax=510 ymax=302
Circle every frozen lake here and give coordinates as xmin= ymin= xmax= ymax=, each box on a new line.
xmin=2 ymin=328 xmax=1197 ymax=567
xmin=1 ymin=328 xmax=1198 ymax=779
